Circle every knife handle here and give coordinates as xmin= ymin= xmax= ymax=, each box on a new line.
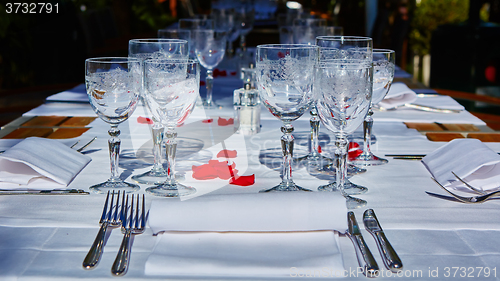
xmin=348 ymin=233 xmax=379 ymax=278
xmin=373 ymin=231 xmax=403 ymax=273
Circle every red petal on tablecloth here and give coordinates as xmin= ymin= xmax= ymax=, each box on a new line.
xmin=348 ymin=142 xmax=362 ymax=160
xmin=318 ymin=145 xmax=322 ymax=153
xmin=192 ymin=164 xmax=218 ymax=180
xmin=212 ymin=160 xmax=238 ymax=180
xmin=217 ymin=149 xmax=237 ymax=158
xmin=200 ymin=81 xmax=206 ymax=86
xmin=137 ymin=116 xmax=154 ymax=124
xmin=192 ymin=160 xmax=238 ymax=180
xmin=230 ymin=71 xmax=237 ymax=76
xmin=202 ymin=118 xmax=214 ymax=123
xmin=218 ymin=117 xmax=234 ymax=126
xmin=229 ymin=174 xmax=255 ymax=186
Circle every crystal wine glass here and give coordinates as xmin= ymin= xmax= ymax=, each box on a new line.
xmin=179 ymin=18 xmax=214 ymax=59
xmin=85 ymin=57 xmax=141 ymax=193
xmin=143 ymin=59 xmax=200 ymax=197
xmin=350 ymin=49 xmax=395 ymax=166
xmin=192 ymin=29 xmax=228 ymax=108
xmin=256 ymin=44 xmax=318 ymax=192
xmin=129 ymin=39 xmax=189 ymax=185
xmin=315 ymin=36 xmax=373 ymax=209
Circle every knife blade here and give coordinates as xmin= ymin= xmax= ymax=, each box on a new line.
xmin=0 ymin=189 xmax=90 ymax=195
xmin=363 ymin=209 xmax=403 ymax=273
xmin=346 ymin=211 xmax=379 ymax=278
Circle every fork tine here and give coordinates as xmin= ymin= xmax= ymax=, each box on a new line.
xmin=112 ymin=191 xmax=120 ymax=222
xmin=122 ymin=195 xmax=129 ymax=228
xmin=100 ymin=191 xmax=110 ymax=223
xmin=451 ymin=171 xmax=486 ymax=195
xmin=135 ymin=194 xmax=140 ymax=229
xmin=129 ymin=194 xmax=134 ymax=229
xmin=141 ymin=194 xmax=145 ymax=230
xmin=431 ymin=177 xmax=470 ymax=203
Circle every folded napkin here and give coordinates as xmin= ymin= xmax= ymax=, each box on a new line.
xmin=0 ymin=137 xmax=91 ymax=188
xmin=378 ymin=82 xmax=417 ymax=109
xmin=145 ymin=192 xmax=348 ymax=278
xmin=422 ymin=139 xmax=500 ymax=192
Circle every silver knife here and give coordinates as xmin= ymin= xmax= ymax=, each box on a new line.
xmin=0 ymin=189 xmax=89 ymax=195
xmin=363 ymin=209 xmax=403 ymax=273
xmin=346 ymin=211 xmax=379 ymax=278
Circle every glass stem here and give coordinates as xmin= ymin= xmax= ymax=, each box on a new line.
xmin=240 ymin=35 xmax=247 ymax=53
xmin=280 ymin=123 xmax=295 ymax=187
xmin=108 ymin=125 xmax=121 ymax=182
xmin=164 ymin=129 xmax=177 ymax=185
xmin=335 ymin=136 xmax=348 ymax=197
xmin=362 ymin=108 xmax=374 ymax=156
xmin=309 ymin=108 xmax=320 ymax=158
xmin=206 ymin=70 xmax=214 ymax=106
xmin=151 ymin=122 xmax=164 ymax=173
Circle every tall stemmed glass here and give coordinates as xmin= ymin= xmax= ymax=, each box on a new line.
xmin=315 ymin=36 xmax=373 ymax=209
xmin=85 ymin=57 xmax=141 ymax=193
xmin=238 ymin=0 xmax=255 ymax=60
xmin=212 ymin=8 xmax=241 ymax=57
xmin=143 ymin=59 xmax=200 ymax=197
xmin=256 ymin=44 xmax=318 ymax=192
xmin=350 ymin=49 xmax=395 ymax=166
xmin=193 ymin=29 xmax=228 ymax=108
xmin=179 ymin=18 xmax=214 ymax=59
xmin=129 ymin=39 xmax=189 ymax=185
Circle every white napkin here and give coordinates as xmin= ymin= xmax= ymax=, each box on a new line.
xmin=378 ymin=82 xmax=417 ymax=109
xmin=0 ymin=137 xmax=91 ymax=188
xmin=145 ymin=192 xmax=348 ymax=278
xmin=422 ymin=139 xmax=500 ymax=192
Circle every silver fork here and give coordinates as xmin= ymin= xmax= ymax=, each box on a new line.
xmin=451 ymin=171 xmax=487 ymax=195
xmin=83 ymin=190 xmax=122 ymax=269
xmin=112 ymin=194 xmax=146 ymax=276
xmin=431 ymin=177 xmax=500 ymax=203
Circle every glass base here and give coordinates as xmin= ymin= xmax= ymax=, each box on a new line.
xmin=89 ymin=179 xmax=140 ymax=194
xmin=203 ymin=99 xmax=223 ymax=109
xmin=350 ymin=152 xmax=389 ymax=166
xmin=146 ymin=182 xmax=196 ymax=197
xmin=131 ymin=168 xmax=168 ymax=185
xmin=322 ymin=163 xmax=367 ymax=177
xmin=259 ymin=182 xmax=312 ymax=192
xmin=317 ymin=180 xmax=368 ymax=195
xmin=345 ymin=195 xmax=367 ymax=209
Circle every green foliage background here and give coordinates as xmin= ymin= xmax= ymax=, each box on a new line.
xmin=410 ymin=0 xmax=469 ymax=56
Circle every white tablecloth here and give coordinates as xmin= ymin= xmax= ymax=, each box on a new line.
xmin=2 ymin=78 xmax=500 ymax=280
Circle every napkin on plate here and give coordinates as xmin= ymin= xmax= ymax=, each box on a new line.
xmin=378 ymin=82 xmax=418 ymax=109
xmin=422 ymin=138 xmax=500 ymax=192
xmin=145 ymin=192 xmax=348 ymax=278
xmin=0 ymin=137 xmax=91 ymax=188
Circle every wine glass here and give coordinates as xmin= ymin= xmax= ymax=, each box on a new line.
xmin=179 ymin=18 xmax=214 ymax=59
xmin=256 ymin=44 xmax=318 ymax=192
xmin=315 ymin=36 xmax=373 ymax=209
xmin=129 ymin=39 xmax=189 ymax=185
xmin=85 ymin=57 xmax=141 ymax=193
xmin=350 ymin=49 xmax=395 ymax=166
xmin=211 ymin=8 xmax=241 ymax=57
xmin=192 ymin=29 xmax=228 ymax=108
xmin=143 ymin=59 xmax=200 ymax=197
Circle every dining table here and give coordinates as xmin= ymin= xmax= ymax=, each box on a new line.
xmin=1 ymin=61 xmax=500 ymax=281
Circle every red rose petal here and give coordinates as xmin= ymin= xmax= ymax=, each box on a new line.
xmin=137 ymin=116 xmax=154 ymax=124
xmin=229 ymin=174 xmax=255 ymax=186
xmin=202 ymin=118 xmax=214 ymax=123
xmin=217 ymin=149 xmax=237 ymax=158
xmin=200 ymin=81 xmax=206 ymax=86
xmin=318 ymin=145 xmax=322 ymax=153
xmin=217 ymin=117 xmax=234 ymax=126
xmin=192 ymin=164 xmax=219 ymax=180
xmin=348 ymin=142 xmax=362 ymax=160
xmin=230 ymin=71 xmax=237 ymax=76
